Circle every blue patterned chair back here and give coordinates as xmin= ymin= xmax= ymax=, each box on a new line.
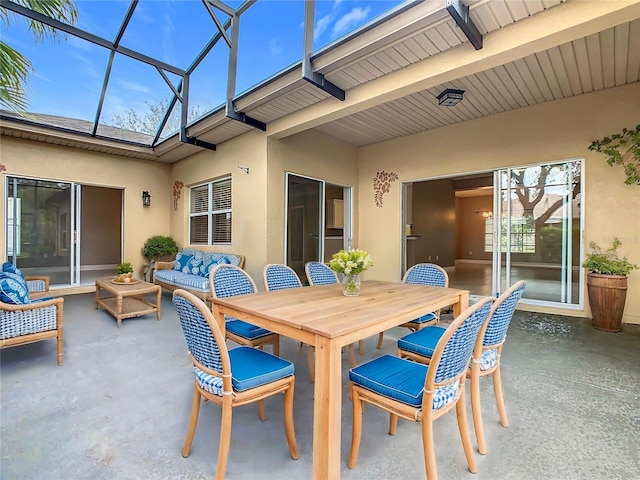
xmin=403 ymin=263 xmax=448 ymax=288
xmin=305 ymin=262 xmax=338 ymax=286
xmin=210 ymin=264 xmax=257 ymax=299
xmin=432 ymin=299 xmax=493 ymax=384
xmin=483 ymin=281 xmax=526 ymax=347
xmin=173 ymin=291 xmax=226 ymax=377
xmin=264 ymin=264 xmax=302 ymax=291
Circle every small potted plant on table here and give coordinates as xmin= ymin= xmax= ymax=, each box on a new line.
xmin=583 ymin=238 xmax=638 ymax=332
xmin=116 ymin=261 xmax=134 ymax=283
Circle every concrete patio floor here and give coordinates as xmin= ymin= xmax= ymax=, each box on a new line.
xmin=2 ymin=291 xmax=639 ymax=479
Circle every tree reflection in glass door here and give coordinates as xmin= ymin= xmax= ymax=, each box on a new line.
xmin=493 ymin=160 xmax=583 ymax=306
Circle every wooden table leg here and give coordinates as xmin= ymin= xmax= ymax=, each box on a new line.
xmin=453 ymin=291 xmax=470 ymax=317
xmin=95 ymin=284 xmax=100 ymax=309
xmin=312 ymin=335 xmax=343 ymax=480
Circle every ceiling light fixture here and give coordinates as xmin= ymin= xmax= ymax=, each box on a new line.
xmin=437 ymin=88 xmax=465 ymax=107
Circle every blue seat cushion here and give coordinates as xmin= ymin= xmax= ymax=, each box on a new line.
xmin=0 ymin=272 xmax=31 ymax=305
xmin=228 ymin=346 xmax=294 ymax=391
xmin=193 ymin=347 xmax=294 ymax=395
xmin=407 ymin=312 xmax=437 ymax=325
xmin=171 ymin=271 xmax=210 ymax=292
xmin=226 ymin=319 xmax=274 ymax=340
xmin=350 ymin=354 xmax=459 ymax=410
xmin=397 ymin=326 xmax=447 ymax=358
xmin=154 ymin=269 xmax=176 ymax=285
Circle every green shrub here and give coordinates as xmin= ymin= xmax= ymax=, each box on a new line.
xmin=583 ymin=238 xmax=638 ymax=276
xmin=143 ymin=235 xmax=179 ymax=260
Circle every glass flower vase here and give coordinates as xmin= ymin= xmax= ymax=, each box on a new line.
xmin=342 ymin=274 xmax=361 ymax=296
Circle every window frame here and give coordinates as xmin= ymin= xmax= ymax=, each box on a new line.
xmin=189 ymin=176 xmax=232 ymax=246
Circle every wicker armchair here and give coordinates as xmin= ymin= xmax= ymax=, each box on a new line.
xmin=0 ymin=296 xmax=64 ymax=365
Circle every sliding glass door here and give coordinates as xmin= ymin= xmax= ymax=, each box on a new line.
xmin=6 ymin=177 xmax=124 ymax=287
xmin=284 ymin=173 xmax=352 ymax=282
xmin=5 ymin=177 xmax=75 ymax=285
xmin=492 ymin=160 xmax=583 ymax=307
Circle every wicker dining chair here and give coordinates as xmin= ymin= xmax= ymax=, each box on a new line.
xmin=348 ymin=297 xmax=494 ymax=480
xmin=398 ymin=281 xmax=526 ymax=455
xmin=173 ymin=290 xmax=298 ymax=480
xmin=209 ymin=264 xmax=279 ymax=355
xmin=304 ymin=261 xmax=338 ymax=286
xmin=263 ymin=264 xmax=317 ymax=381
xmin=304 ymin=261 xmax=362 ymax=367
xmin=376 ymin=263 xmax=449 ymax=349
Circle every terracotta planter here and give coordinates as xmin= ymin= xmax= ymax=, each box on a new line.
xmin=586 ymin=273 xmax=628 ymax=332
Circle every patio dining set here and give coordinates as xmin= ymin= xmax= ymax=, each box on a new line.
xmin=0 ymin=258 xmax=526 ymax=480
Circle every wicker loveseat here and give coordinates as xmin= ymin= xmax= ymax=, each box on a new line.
xmin=153 ymin=248 xmax=245 ymax=300
xmin=0 ymin=266 xmax=64 ymax=365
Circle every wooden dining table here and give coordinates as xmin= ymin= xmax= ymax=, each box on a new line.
xmin=210 ymin=279 xmax=469 ymax=480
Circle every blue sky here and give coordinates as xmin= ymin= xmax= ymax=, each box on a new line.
xmin=2 ymin=0 xmax=407 ymax=131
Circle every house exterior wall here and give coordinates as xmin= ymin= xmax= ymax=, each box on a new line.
xmin=266 ymin=129 xmax=360 ymax=267
xmin=357 ymin=82 xmax=640 ymax=324
xmin=0 ymin=136 xmax=171 ymax=295
xmin=169 ymin=129 xmax=269 ymax=285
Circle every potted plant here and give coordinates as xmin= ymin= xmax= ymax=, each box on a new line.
xmin=583 ymin=238 xmax=638 ymax=332
xmin=142 ymin=235 xmax=179 ymax=262
xmin=588 ymin=125 xmax=640 ymax=185
xmin=116 ymin=261 xmax=134 ymax=283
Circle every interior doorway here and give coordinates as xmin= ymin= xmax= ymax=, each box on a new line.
xmin=403 ymin=159 xmax=583 ymax=308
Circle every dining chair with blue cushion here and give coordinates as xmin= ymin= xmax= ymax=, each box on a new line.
xmin=376 ymin=263 xmax=449 ymax=349
xmin=263 ymin=264 xmax=317 ymax=381
xmin=209 ymin=264 xmax=279 ymax=355
xmin=398 ymin=280 xmax=526 ymax=455
xmin=304 ymin=261 xmax=362 ymax=367
xmin=304 ymin=261 xmax=339 ymax=286
xmin=173 ymin=289 xmax=298 ymax=480
xmin=348 ymin=297 xmax=493 ymax=480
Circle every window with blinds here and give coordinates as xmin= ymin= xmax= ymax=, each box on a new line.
xmin=189 ymin=177 xmax=232 ymax=244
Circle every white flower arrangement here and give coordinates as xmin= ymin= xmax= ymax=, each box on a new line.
xmin=328 ymin=249 xmax=373 ymax=276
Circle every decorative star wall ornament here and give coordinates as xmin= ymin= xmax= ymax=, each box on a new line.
xmin=373 ymin=171 xmax=398 ymax=207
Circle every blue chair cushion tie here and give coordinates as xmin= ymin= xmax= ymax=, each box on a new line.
xmin=480 ymin=348 xmax=498 ymax=371
xmin=194 ymin=346 xmax=294 ymax=395
xmin=349 ymin=354 xmax=458 ymax=410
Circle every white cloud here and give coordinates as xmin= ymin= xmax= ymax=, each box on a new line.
xmin=331 ymin=7 xmax=371 ymax=38
xmin=269 ymin=38 xmax=283 ymax=56
xmin=117 ymin=80 xmax=152 ymax=94
xmin=315 ymin=14 xmax=333 ymax=41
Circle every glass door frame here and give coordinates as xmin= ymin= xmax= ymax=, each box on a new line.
xmin=283 ymin=172 xmax=352 ymax=266
xmin=492 ymin=159 xmax=585 ymax=309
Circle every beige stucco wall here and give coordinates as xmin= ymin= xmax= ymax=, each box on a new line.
xmin=169 ymin=129 xmax=268 ymax=284
xmin=358 ymin=82 xmax=640 ymax=324
xmin=266 ymin=129 xmax=360 ymax=267
xmin=0 ymin=136 xmax=171 ymax=294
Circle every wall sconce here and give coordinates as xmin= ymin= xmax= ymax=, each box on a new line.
xmin=142 ymin=191 xmax=151 ymax=207
xmin=437 ymin=88 xmax=465 ymax=106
